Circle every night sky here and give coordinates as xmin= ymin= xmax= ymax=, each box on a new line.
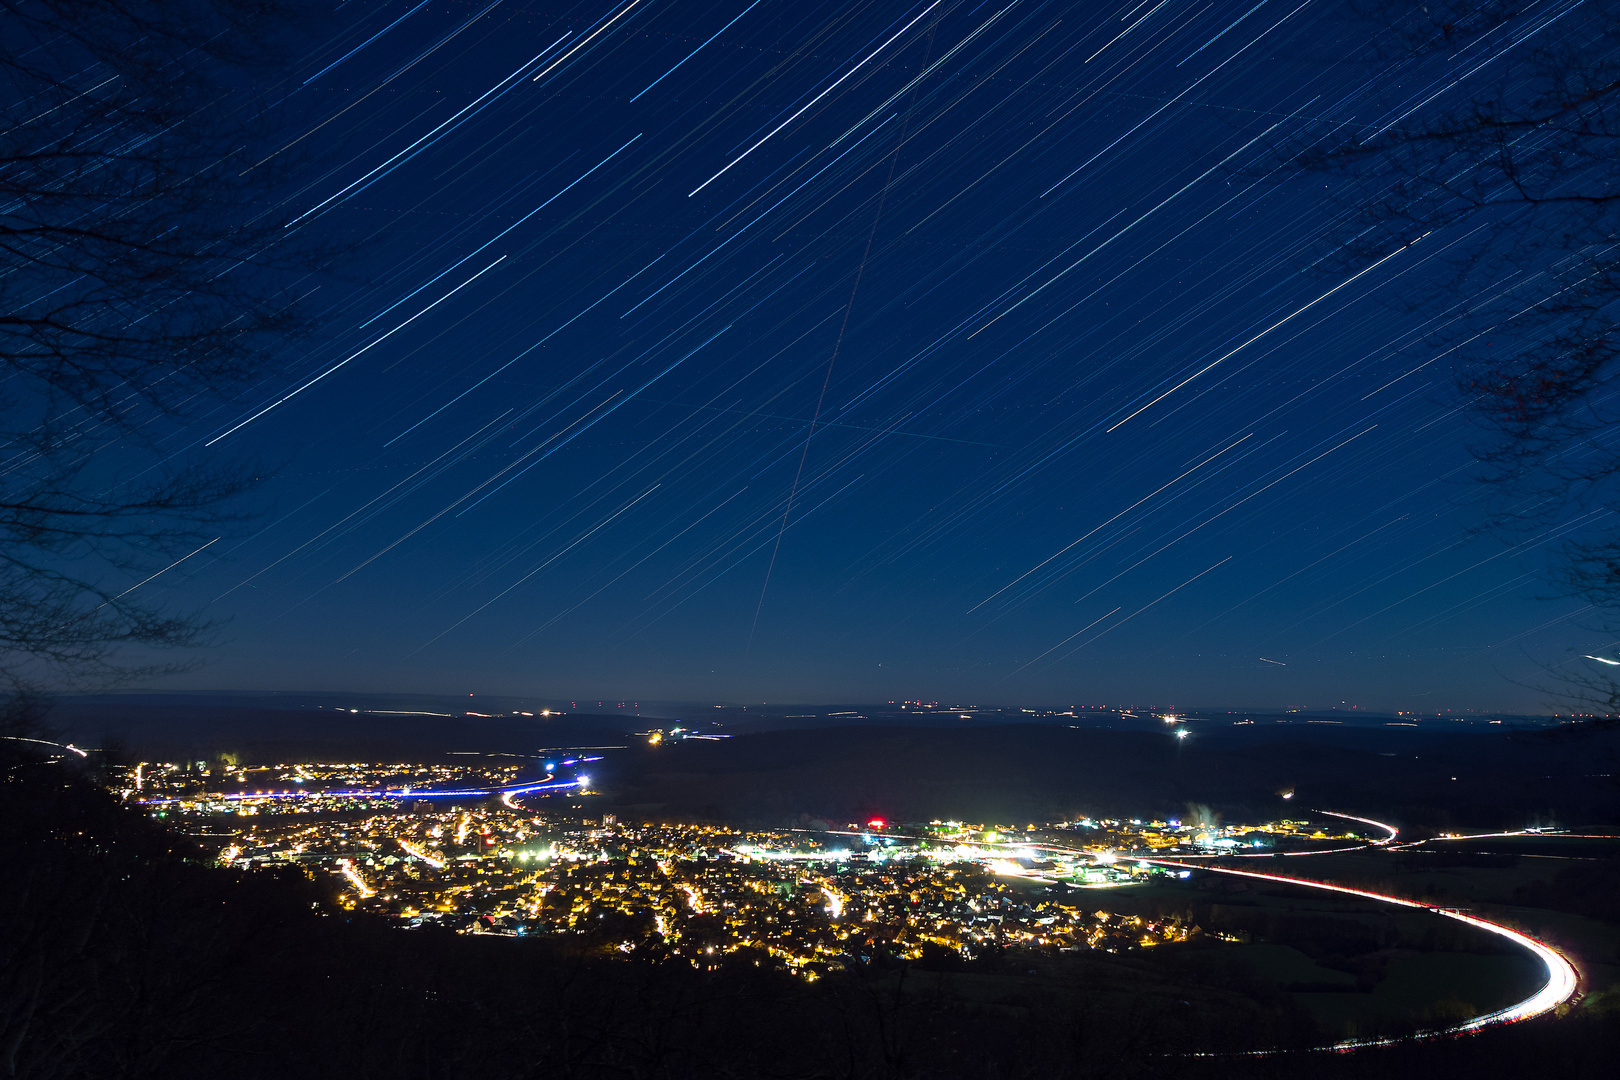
xmin=138 ymin=0 xmax=1609 ymax=709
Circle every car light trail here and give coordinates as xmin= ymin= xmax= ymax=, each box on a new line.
xmin=1228 ymin=808 xmax=1398 ymax=857
xmin=397 ymin=839 xmax=446 ymax=868
xmin=1316 ymin=809 xmax=1399 ymax=844
xmin=337 ymin=860 xmax=375 ymax=899
xmin=1137 ymin=857 xmax=1578 ymax=1047
xmin=2 ymin=735 xmax=88 ymax=758
xmin=847 ymin=810 xmax=1574 ymax=1049
xmin=1151 ymin=808 xmax=1399 ymax=859
xmin=1392 ymin=829 xmax=1616 ymax=848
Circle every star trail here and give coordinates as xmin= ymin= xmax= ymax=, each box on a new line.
xmin=87 ymin=0 xmax=1617 ymax=707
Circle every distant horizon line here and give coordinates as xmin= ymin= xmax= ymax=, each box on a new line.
xmin=49 ymin=689 xmax=1584 ymax=719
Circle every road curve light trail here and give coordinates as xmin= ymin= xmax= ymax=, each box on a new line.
xmin=1315 ymin=809 xmax=1399 ymax=845
xmin=868 ymin=810 xmax=1577 ymax=1047
xmin=1133 ymin=857 xmax=1579 ymax=1047
xmin=1160 ymin=809 xmax=1398 ymax=859
xmin=1 ymin=735 xmax=88 ymax=758
xmin=1389 ymin=827 xmax=1617 ymax=850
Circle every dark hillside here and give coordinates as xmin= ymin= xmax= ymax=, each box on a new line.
xmin=596 ymin=723 xmax=1620 ymax=829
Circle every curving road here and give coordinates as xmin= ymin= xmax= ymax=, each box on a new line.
xmin=1134 ymin=853 xmax=1579 ymax=1048
xmin=867 ymin=807 xmax=1580 ymax=1049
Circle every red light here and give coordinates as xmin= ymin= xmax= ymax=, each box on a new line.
xmin=867 ymin=819 xmax=885 ymax=829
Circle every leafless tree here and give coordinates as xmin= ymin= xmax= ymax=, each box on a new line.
xmin=1 ymin=1 xmax=324 ymax=709
xmin=1299 ymin=0 xmax=1620 ymax=709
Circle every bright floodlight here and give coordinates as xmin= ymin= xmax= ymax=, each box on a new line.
xmin=1175 ymin=728 xmax=1188 ymax=740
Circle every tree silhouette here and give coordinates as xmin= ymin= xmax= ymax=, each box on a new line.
xmin=0 ymin=1 xmax=325 ymax=705
xmin=1301 ymin=1 xmax=1620 ymax=708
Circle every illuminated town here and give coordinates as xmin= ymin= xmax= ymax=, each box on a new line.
xmin=116 ymin=759 xmax=1382 ymax=976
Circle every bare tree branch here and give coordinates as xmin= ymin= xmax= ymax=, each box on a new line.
xmin=0 ymin=1 xmax=330 ymax=694
xmin=1296 ymin=1 xmax=1620 ymax=712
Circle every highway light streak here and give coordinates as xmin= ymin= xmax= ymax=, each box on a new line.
xmin=2 ymin=735 xmax=88 ymax=758
xmin=1316 ymin=810 xmax=1399 ymax=844
xmin=397 ymin=838 xmax=446 ymax=868
xmin=1391 ymin=827 xmax=1615 ymax=849
xmin=1132 ymin=858 xmax=1578 ymax=1045
xmin=1169 ymin=808 xmax=1399 ymax=859
xmin=338 ymin=860 xmax=375 ymax=898
xmin=854 ymin=809 xmax=1573 ymax=1045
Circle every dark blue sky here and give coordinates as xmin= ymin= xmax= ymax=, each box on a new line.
xmin=141 ymin=0 xmax=1610 ymax=709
